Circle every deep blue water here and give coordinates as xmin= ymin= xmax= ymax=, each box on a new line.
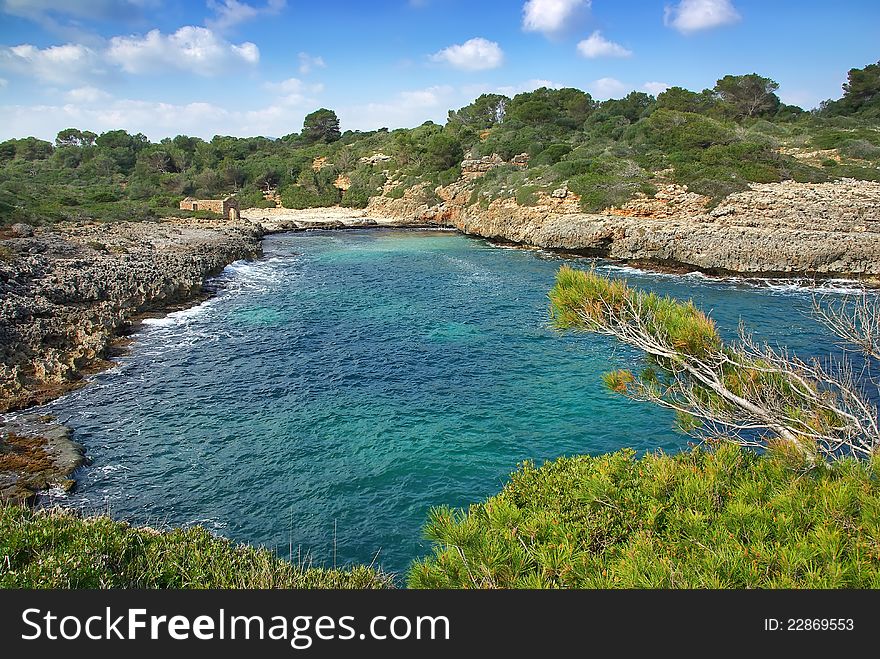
xmin=38 ymin=229 xmax=863 ymax=577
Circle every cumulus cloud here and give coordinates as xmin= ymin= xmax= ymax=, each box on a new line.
xmin=107 ymin=26 xmax=259 ymax=75
xmin=297 ymin=52 xmax=326 ymax=75
xmin=664 ymin=0 xmax=740 ymax=34
xmin=589 ymin=77 xmax=628 ymax=99
xmin=0 ymin=0 xmax=158 ymax=21
xmin=0 ymin=0 xmax=160 ymax=42
xmin=64 ymin=85 xmax=113 ymax=104
xmin=576 ymin=31 xmax=632 ymax=58
xmin=430 ymin=37 xmax=504 ymax=71
xmin=461 ymin=78 xmax=566 ymax=99
xmin=522 ymin=0 xmax=589 ymax=37
xmin=0 ymin=94 xmax=321 ymax=141
xmin=263 ymin=76 xmax=324 ymax=105
xmin=339 ymin=84 xmax=456 ymax=131
xmin=206 ymin=0 xmax=286 ymax=32
xmin=0 ymin=42 xmax=103 ymax=83
xmin=643 ymin=81 xmax=671 ymax=95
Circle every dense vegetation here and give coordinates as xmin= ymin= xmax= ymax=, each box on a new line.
xmin=409 ymin=269 xmax=880 ymax=588
xmin=409 ymin=444 xmax=880 ymax=588
xmin=0 ymin=505 xmax=392 ymax=588
xmin=2 ymin=61 xmax=879 ymax=226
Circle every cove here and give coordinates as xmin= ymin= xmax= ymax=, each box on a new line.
xmin=41 ymin=229 xmax=854 ymax=576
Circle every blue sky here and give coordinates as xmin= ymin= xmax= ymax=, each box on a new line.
xmin=0 ymin=0 xmax=877 ymax=140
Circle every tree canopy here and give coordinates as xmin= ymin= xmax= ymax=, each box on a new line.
xmin=713 ymin=74 xmax=781 ymax=118
xmin=842 ymin=60 xmax=880 ymax=114
xmin=302 ymin=108 xmax=341 ymax=144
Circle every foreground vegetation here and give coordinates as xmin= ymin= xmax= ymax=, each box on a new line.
xmin=549 ymin=267 xmax=880 ymax=461
xmin=0 ymin=505 xmax=392 ymax=589
xmin=409 ymin=444 xmax=880 ymax=588
xmin=409 ymin=269 xmax=880 ymax=588
xmin=2 ymin=61 xmax=879 ymax=226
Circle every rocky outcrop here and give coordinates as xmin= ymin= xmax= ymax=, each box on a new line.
xmin=359 ymin=153 xmax=392 ymax=166
xmin=241 ymin=206 xmax=423 ymax=232
xmin=0 ymin=218 xmax=262 ymax=412
xmin=0 ymin=414 xmax=86 ymax=504
xmin=460 ymin=152 xmax=529 ymax=179
xmin=367 ymin=177 xmax=880 ymax=278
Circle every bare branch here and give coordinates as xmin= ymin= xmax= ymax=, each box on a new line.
xmin=812 ymin=291 xmax=880 ymax=360
xmin=553 ymin=267 xmax=880 ymax=462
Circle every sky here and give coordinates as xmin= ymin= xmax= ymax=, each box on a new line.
xmin=0 ymin=0 xmax=877 ymax=141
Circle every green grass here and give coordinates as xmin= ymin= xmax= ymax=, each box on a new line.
xmin=0 ymin=505 xmax=393 ymax=589
xmin=409 ymin=444 xmax=880 ymax=588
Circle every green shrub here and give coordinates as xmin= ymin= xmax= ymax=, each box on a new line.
xmin=410 ymin=444 xmax=880 ymax=588
xmin=822 ymin=158 xmax=838 ymax=167
xmin=0 ymin=506 xmax=393 ymax=589
xmin=434 ymin=165 xmax=461 ymax=187
xmin=826 ymin=163 xmax=880 ymax=181
xmin=281 ymin=185 xmax=318 ymax=209
xmin=533 ymin=144 xmax=572 ymax=166
xmin=280 ymin=184 xmax=340 ymax=209
xmin=566 ymin=158 xmax=655 ymax=212
xmin=633 ymin=110 xmax=736 ymax=152
xmin=515 ymin=185 xmax=540 ymax=206
xmin=552 ymin=158 xmax=593 ymax=178
xmin=341 ymin=184 xmax=371 ymax=208
xmin=839 ymin=138 xmax=880 ymax=160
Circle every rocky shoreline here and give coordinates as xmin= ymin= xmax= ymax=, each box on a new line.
xmin=0 ymin=218 xmax=262 ymax=503
xmin=365 ymin=177 xmax=880 ymax=279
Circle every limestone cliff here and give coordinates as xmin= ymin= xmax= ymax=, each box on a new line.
xmin=0 ymin=218 xmax=262 ymax=412
xmin=366 ymin=176 xmax=880 ymax=277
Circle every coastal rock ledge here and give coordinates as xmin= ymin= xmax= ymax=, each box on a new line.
xmin=0 ymin=218 xmax=262 ymax=413
xmin=367 ymin=178 xmax=880 ymax=278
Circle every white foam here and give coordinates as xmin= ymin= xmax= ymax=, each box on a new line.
xmin=217 ymin=257 xmax=287 ymax=295
xmin=97 ymin=464 xmax=128 ymax=475
xmin=592 ymin=262 xmax=871 ymax=297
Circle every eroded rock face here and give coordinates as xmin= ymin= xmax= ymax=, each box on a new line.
xmin=366 ymin=177 xmax=880 ymax=278
xmin=0 ymin=218 xmax=262 ymax=411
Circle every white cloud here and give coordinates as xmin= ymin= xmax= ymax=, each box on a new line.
xmin=0 ymin=94 xmax=321 ymax=141
xmin=430 ymin=37 xmax=504 ymax=71
xmin=577 ymin=31 xmax=632 ymax=58
xmin=664 ymin=0 xmax=740 ymax=34
xmin=263 ymin=77 xmax=323 ymax=105
xmin=107 ymin=26 xmax=259 ymax=76
xmin=0 ymin=78 xmax=7 ymax=88
xmin=339 ymin=85 xmax=457 ymax=131
xmin=64 ymin=85 xmax=113 ymax=104
xmin=298 ymin=52 xmax=326 ymax=75
xmin=643 ymin=81 xmax=670 ymax=95
xmin=589 ymin=77 xmax=628 ymax=99
xmin=0 ymin=0 xmax=158 ymax=21
xmin=462 ymin=78 xmax=566 ymax=99
xmin=206 ymin=0 xmax=286 ymax=32
xmin=0 ymin=43 xmax=103 ymax=83
xmin=0 ymin=0 xmax=160 ymax=42
xmin=522 ymin=0 xmax=589 ymax=36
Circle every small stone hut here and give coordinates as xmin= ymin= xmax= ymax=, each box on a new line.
xmin=179 ymin=195 xmax=240 ymax=220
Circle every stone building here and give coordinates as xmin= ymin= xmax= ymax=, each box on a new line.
xmin=179 ymin=196 xmax=241 ymax=220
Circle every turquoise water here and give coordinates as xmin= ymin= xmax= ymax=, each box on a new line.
xmin=42 ymin=229 xmax=861 ymax=577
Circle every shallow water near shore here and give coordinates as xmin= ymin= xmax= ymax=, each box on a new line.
xmin=40 ymin=229 xmax=867 ymax=577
